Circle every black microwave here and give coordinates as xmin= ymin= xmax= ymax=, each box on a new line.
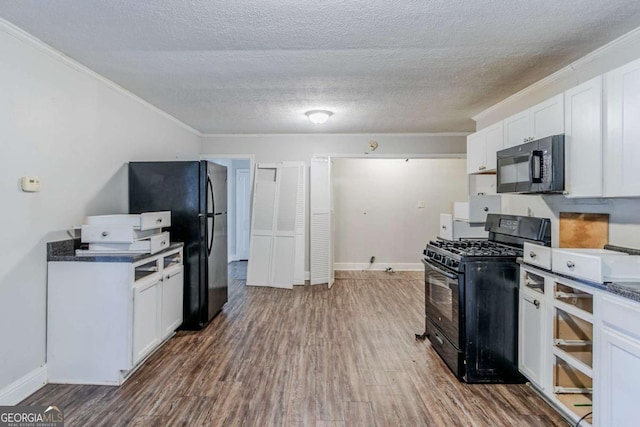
xmin=496 ymin=135 xmax=564 ymax=194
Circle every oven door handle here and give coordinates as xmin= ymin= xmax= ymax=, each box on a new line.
xmin=422 ymin=258 xmax=458 ymax=280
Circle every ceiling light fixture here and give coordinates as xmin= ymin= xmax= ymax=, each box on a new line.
xmin=305 ymin=110 xmax=333 ymax=124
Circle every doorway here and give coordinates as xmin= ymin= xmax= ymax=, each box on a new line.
xmin=202 ymin=156 xmax=254 ymax=280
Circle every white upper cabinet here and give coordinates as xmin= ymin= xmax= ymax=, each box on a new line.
xmin=564 ymin=76 xmax=603 ymax=198
xmin=467 ymin=121 xmax=504 ymax=174
xmin=605 ymin=57 xmax=640 ymax=197
xmin=503 ymin=94 xmax=565 ymax=148
xmin=503 ymin=111 xmax=530 ymax=149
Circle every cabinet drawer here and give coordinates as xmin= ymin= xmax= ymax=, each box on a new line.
xmin=468 ymin=195 xmax=501 ymax=223
xmin=81 ymin=224 xmax=136 ymax=243
xmin=81 ymin=225 xmax=160 ymax=243
xmin=140 ymin=212 xmax=171 ymax=230
xmin=89 ymin=232 xmax=170 ymax=254
xmin=552 ymin=248 xmax=628 ymax=282
xmin=86 ymin=211 xmax=171 ymax=230
xmin=524 ymin=243 xmax=551 ymax=270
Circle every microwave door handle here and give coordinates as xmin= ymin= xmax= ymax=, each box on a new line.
xmin=530 ymin=150 xmax=543 ymax=183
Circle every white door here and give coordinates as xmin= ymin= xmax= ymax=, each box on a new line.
xmin=310 ymin=157 xmax=334 ymax=287
xmin=235 ymin=169 xmax=251 ymax=260
xmin=246 ymin=163 xmax=301 ymax=288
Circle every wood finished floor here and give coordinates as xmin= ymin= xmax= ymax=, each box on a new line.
xmin=23 ymin=263 xmax=568 ymax=426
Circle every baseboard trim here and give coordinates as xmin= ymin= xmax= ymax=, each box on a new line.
xmin=334 ymin=263 xmax=423 ymax=271
xmin=0 ymin=366 xmax=47 ymax=405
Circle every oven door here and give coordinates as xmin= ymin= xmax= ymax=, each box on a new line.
xmin=423 ymin=259 xmax=462 ymax=347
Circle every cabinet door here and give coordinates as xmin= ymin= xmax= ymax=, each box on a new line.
xmin=598 ymin=327 xmax=640 ymax=427
xmin=605 ymin=57 xmax=640 ymax=196
xmin=161 ymin=266 xmax=184 ymax=338
xmin=503 ymin=110 xmax=531 ymax=148
xmin=564 ymin=76 xmax=603 ymax=198
xmin=519 ymin=291 xmax=544 ymax=389
xmin=466 ymin=131 xmax=485 ymax=174
xmin=483 ymin=121 xmax=504 ymax=171
xmin=133 ymin=279 xmax=161 ymax=365
xmin=531 ymin=93 xmax=564 ymax=140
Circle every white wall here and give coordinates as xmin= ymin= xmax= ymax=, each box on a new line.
xmin=0 ymin=22 xmax=200 ymax=398
xmin=201 ymin=134 xmax=467 ymax=273
xmin=333 ymin=158 xmax=468 ymax=269
xmin=472 ymin=27 xmax=640 ymax=249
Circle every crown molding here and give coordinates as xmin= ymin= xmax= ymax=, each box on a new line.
xmin=473 ymin=25 xmax=640 ymax=123
xmin=0 ymin=18 xmax=202 ymax=137
xmin=200 ymin=132 xmax=470 ymax=138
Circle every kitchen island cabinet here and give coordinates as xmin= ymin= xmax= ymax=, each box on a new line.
xmin=46 ymin=241 xmax=183 ymax=385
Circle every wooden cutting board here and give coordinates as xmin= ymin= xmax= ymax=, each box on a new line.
xmin=559 ymin=212 xmax=609 ymax=248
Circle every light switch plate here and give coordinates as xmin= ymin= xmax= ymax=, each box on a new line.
xmin=417 ymin=201 xmax=425 ymax=208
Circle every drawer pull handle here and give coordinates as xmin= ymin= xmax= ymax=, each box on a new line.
xmin=567 ymin=261 xmax=575 ymax=269
xmin=478 ymin=165 xmax=486 ymax=171
xmin=101 ymin=231 xmax=109 ymax=237
xmin=156 ymin=218 xmax=163 ymax=223
xmin=484 ymin=207 xmax=489 ymax=212
xmin=161 ymin=241 xmax=166 ymax=246
xmin=529 ymin=251 xmax=536 ymax=259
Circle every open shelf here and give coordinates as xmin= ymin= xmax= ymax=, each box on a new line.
xmin=554 ymin=283 xmax=593 ymax=314
xmin=134 ymin=259 xmax=159 ymax=282
xmin=523 ymin=270 xmax=545 ymax=294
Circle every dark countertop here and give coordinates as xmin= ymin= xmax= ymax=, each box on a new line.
xmin=517 ymin=257 xmax=640 ymax=304
xmin=48 ymin=239 xmax=183 ymax=263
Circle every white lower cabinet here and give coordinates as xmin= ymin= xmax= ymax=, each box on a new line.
xmin=595 ymin=295 xmax=640 ymax=427
xmin=47 ymin=246 xmax=183 ymax=385
xmin=518 ymin=266 xmax=595 ymax=426
xmin=133 ymin=277 xmax=162 ymax=365
xmin=161 ymin=265 xmax=185 ymax=338
xmin=518 ymin=267 xmax=550 ymax=391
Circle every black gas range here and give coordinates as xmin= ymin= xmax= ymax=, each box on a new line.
xmin=421 ymin=214 xmax=550 ymax=383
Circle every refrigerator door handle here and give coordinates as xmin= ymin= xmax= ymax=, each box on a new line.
xmin=206 ymin=173 xmax=215 ymax=255
xmin=207 ymin=216 xmax=214 ymax=255
xmin=207 ymin=173 xmax=215 ymax=215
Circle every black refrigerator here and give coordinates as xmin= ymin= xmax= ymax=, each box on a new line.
xmin=129 ymin=161 xmax=228 ymax=330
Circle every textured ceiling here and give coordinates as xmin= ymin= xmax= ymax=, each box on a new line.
xmin=1 ymin=1 xmax=640 ymax=134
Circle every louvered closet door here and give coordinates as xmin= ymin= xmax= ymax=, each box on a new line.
xmin=246 ymin=163 xmax=303 ymax=288
xmin=282 ymin=162 xmax=306 ymax=285
xmin=310 ymin=158 xmax=334 ymax=287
